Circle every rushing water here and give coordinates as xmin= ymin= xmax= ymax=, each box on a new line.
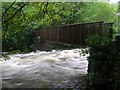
xmin=0 ymin=49 xmax=89 ymax=88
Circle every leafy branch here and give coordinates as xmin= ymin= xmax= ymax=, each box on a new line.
xmin=3 ymin=2 xmax=28 ymax=23
xmin=2 ymin=1 xmax=16 ymax=18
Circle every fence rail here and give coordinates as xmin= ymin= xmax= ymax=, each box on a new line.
xmin=35 ymin=21 xmax=113 ymax=45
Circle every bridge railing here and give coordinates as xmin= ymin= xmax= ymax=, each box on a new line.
xmin=35 ymin=21 xmax=113 ymax=45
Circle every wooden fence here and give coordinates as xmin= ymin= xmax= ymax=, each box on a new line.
xmin=35 ymin=21 xmax=113 ymax=45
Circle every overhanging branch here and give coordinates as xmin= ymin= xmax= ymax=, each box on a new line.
xmin=3 ymin=3 xmax=28 ymax=23
xmin=2 ymin=1 xmax=16 ymax=18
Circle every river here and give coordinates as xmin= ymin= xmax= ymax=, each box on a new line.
xmin=0 ymin=49 xmax=89 ymax=88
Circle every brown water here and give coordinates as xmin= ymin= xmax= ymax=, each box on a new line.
xmin=0 ymin=49 xmax=89 ymax=88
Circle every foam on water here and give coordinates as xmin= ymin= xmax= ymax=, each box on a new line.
xmin=1 ymin=49 xmax=89 ymax=88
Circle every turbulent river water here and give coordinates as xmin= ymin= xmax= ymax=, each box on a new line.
xmin=0 ymin=49 xmax=89 ymax=88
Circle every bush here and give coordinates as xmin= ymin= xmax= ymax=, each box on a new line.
xmin=85 ymin=35 xmax=120 ymax=90
xmin=2 ymin=29 xmax=37 ymax=53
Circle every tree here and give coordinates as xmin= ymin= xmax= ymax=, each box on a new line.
xmin=2 ymin=2 xmax=118 ymax=52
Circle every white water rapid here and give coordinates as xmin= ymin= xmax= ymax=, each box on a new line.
xmin=0 ymin=49 xmax=89 ymax=88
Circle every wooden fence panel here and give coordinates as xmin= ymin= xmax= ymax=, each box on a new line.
xmin=84 ymin=24 xmax=89 ymax=44
xmin=69 ymin=25 xmax=73 ymax=44
xmin=74 ymin=24 xmax=80 ymax=44
xmin=72 ymin=25 xmax=75 ymax=44
xmin=50 ymin=27 xmax=54 ymax=41
xmin=59 ymin=26 xmax=62 ymax=42
xmin=55 ymin=27 xmax=57 ymax=41
xmin=52 ymin=27 xmax=56 ymax=41
xmin=82 ymin=24 xmax=86 ymax=45
xmin=45 ymin=29 xmax=47 ymax=40
xmin=57 ymin=27 xmax=59 ymax=42
xmin=66 ymin=26 xmax=69 ymax=43
xmin=35 ymin=21 xmax=113 ymax=46
xmin=41 ymin=29 xmax=43 ymax=40
xmin=61 ymin=26 xmax=66 ymax=43
xmin=79 ymin=25 xmax=82 ymax=45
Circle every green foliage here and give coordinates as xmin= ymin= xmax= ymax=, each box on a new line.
xmin=51 ymin=42 xmax=74 ymax=50
xmin=2 ymin=2 xmax=118 ymax=52
xmin=86 ymin=34 xmax=112 ymax=47
xmin=2 ymin=28 xmax=37 ymax=52
xmin=86 ymin=35 xmax=120 ymax=90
